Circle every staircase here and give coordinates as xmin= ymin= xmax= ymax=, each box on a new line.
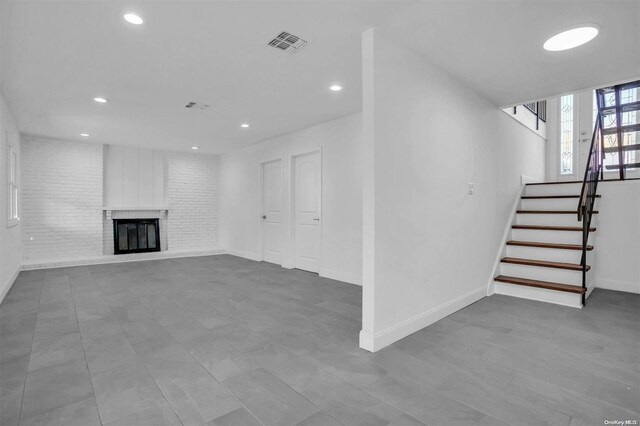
xmin=492 ymin=79 xmax=639 ymax=308
xmin=493 ymin=181 xmax=598 ymax=308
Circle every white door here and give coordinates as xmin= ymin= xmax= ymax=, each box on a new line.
xmin=293 ymin=152 xmax=321 ymax=273
xmin=262 ymin=159 xmax=282 ymax=264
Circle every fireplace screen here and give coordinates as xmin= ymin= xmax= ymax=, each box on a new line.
xmin=113 ymin=219 xmax=161 ymax=255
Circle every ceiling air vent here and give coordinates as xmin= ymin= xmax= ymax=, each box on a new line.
xmin=185 ymin=101 xmax=210 ymax=110
xmin=267 ymin=31 xmax=307 ymax=54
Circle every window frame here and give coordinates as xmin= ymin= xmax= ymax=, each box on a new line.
xmin=6 ymin=131 xmax=19 ymax=228
xmin=558 ymin=94 xmax=576 ymax=177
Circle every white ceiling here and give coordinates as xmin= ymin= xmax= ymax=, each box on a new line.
xmin=2 ymin=1 xmax=639 ymax=154
xmin=380 ymin=0 xmax=640 ymax=107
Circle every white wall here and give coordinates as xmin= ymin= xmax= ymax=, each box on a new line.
xmin=360 ymin=29 xmax=546 ymax=351
xmin=594 ymin=180 xmax=640 ymax=293
xmin=166 ymin=151 xmax=220 ymax=253
xmin=501 ymin=106 xmax=547 ymax=140
xmin=21 ymin=137 xmax=104 ymax=264
xmin=0 ymin=93 xmax=22 ymax=301
xmin=220 ymin=113 xmax=363 ymax=285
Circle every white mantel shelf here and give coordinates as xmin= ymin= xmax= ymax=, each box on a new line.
xmin=102 ymin=207 xmax=169 ymax=211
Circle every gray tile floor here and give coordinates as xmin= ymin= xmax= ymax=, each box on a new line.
xmin=1 ymin=255 xmax=638 ymax=426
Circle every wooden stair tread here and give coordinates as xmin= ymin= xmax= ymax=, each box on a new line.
xmin=501 ymin=257 xmax=589 ymax=271
xmin=512 ymin=224 xmax=596 ymax=232
xmin=517 ymin=210 xmax=598 ymax=214
xmin=495 ymin=275 xmax=586 ymax=294
xmin=506 ymin=241 xmax=593 ymax=251
xmin=521 ymin=195 xmax=601 ymax=199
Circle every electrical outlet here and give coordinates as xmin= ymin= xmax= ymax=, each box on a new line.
xmin=468 ymin=183 xmax=474 ymax=195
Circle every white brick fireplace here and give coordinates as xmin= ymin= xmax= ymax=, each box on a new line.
xmin=21 ymin=137 xmax=221 ymax=269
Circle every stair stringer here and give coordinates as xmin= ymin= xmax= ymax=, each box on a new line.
xmin=584 ymin=213 xmax=598 ymax=301
xmin=486 ymin=178 xmax=529 ymax=296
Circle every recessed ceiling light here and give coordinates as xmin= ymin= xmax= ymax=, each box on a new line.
xmin=80 ymin=133 xmax=90 ymax=137
xmin=240 ymin=123 xmax=250 ymax=128
xmin=191 ymin=146 xmax=199 ymax=150
xmin=543 ymin=25 xmax=599 ymax=51
xmin=93 ymin=97 xmax=108 ymax=103
xmin=330 ymin=84 xmax=343 ymax=92
xmin=124 ymin=13 xmax=144 ymax=25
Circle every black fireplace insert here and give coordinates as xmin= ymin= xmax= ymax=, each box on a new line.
xmin=113 ymin=218 xmax=161 ymax=255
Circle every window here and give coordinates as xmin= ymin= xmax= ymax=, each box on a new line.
xmin=559 ymin=95 xmax=574 ymax=175
xmin=6 ymin=132 xmax=19 ymax=226
xmin=620 ymin=87 xmax=637 ymax=170
xmin=596 ymin=88 xmax=638 ymax=172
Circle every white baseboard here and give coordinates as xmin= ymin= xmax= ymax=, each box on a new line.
xmin=20 ymin=249 xmax=226 ymax=270
xmin=0 ymin=266 xmax=21 ymax=304
xmin=320 ymin=268 xmax=362 ymax=286
xmin=225 ymin=248 xmax=262 ymax=262
xmin=359 ymin=330 xmax=375 ymax=352
xmin=359 ymin=285 xmax=486 ymax=352
xmin=596 ymin=278 xmax=640 ymax=294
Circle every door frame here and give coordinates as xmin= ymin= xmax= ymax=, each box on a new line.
xmin=259 ymin=156 xmax=284 ymax=263
xmin=289 ymin=148 xmax=322 ymax=273
xmin=557 ymin=93 xmax=580 ymax=181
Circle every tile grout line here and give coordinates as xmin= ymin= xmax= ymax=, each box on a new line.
xmin=70 ymin=267 xmax=105 ymax=425
xmin=15 ymin=272 xmax=45 ymax=426
xmin=143 ymin=280 xmax=338 ymax=426
xmin=159 ymin=296 xmax=268 ymax=426
xmin=85 ymin=264 xmax=185 ymax=426
xmin=232 ymin=340 xmax=353 ymax=426
xmin=135 ymin=362 xmax=186 ymax=426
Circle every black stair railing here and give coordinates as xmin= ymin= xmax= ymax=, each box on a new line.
xmin=523 ymin=100 xmax=547 ymax=130
xmin=577 ymin=90 xmax=605 ymax=306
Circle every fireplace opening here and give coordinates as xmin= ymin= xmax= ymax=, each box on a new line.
xmin=113 ymin=218 xmax=161 ymax=255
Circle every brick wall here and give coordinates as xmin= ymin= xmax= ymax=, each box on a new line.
xmin=21 ymin=139 xmax=219 ymax=264
xmin=167 ymin=152 xmax=219 ymax=252
xmin=22 ymin=138 xmax=103 ymax=262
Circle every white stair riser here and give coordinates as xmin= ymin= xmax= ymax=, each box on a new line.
xmin=500 ymin=263 xmax=583 ymax=284
xmin=511 ymin=229 xmax=585 ymax=245
xmin=525 ymin=183 xmax=582 ymax=197
xmin=493 ymin=282 xmax=582 ymax=308
xmin=506 ymin=245 xmax=583 ymax=264
xmin=521 ymin=198 xmax=582 ymax=210
xmin=517 ymin=214 xmax=583 ymax=227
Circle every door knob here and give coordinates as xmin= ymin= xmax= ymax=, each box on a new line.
xmin=262 ymin=215 xmax=266 ymax=219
